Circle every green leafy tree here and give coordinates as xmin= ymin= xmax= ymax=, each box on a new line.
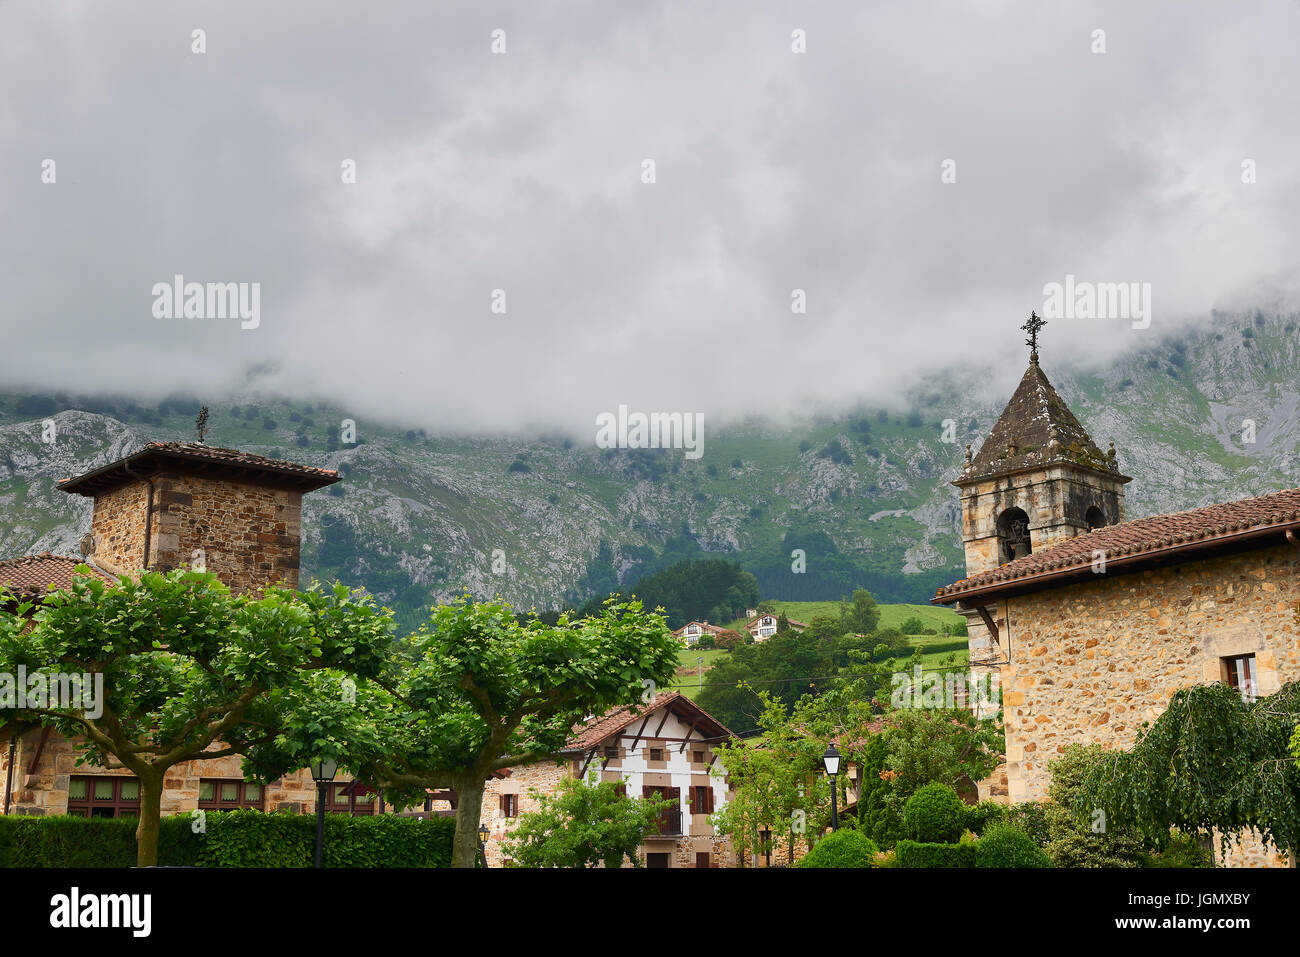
xmin=882 ymin=707 xmax=1003 ymax=802
xmin=334 ymin=598 xmax=679 ymax=868
xmin=1076 ymin=681 xmax=1300 ymax=860
xmin=503 ymin=773 xmax=676 ymax=868
xmin=712 ymin=691 xmax=830 ymax=866
xmin=839 ymin=589 xmax=881 ymax=635
xmin=0 ymin=570 xmax=392 ymax=866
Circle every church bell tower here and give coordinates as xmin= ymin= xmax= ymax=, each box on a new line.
xmin=955 ymin=313 xmax=1131 ymax=579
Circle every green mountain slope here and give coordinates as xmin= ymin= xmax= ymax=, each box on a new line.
xmin=1 ymin=310 xmax=1296 ymax=630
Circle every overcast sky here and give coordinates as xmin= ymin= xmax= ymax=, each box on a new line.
xmin=2 ymin=1 xmax=1298 ymax=436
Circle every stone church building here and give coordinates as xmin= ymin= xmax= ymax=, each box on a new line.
xmin=934 ymin=338 xmax=1299 ymax=867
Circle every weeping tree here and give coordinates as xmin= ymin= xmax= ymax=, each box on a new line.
xmin=0 ymin=570 xmax=393 ymax=866
xmin=1075 ymin=681 xmax=1300 ymax=860
xmin=296 ymin=597 xmax=679 ymax=869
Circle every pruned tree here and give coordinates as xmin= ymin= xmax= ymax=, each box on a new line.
xmin=316 ymin=597 xmax=679 ymax=868
xmin=0 ymin=570 xmax=392 ymax=866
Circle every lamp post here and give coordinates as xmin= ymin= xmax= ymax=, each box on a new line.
xmin=478 ymin=823 xmax=490 ymax=868
xmin=309 ymin=758 xmax=339 ymax=869
xmin=822 ymin=741 xmax=841 ymax=832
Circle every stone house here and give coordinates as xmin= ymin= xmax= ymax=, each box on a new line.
xmin=933 ymin=343 xmax=1299 ymax=866
xmin=0 ymin=440 xmax=384 ymax=820
xmin=479 ymin=691 xmax=738 ymax=867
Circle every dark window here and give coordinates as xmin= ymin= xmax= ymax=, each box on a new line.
xmin=499 ymin=793 xmax=519 ymax=818
xmin=198 ymin=779 xmax=266 ymax=811
xmin=997 ymin=507 xmax=1032 ymax=565
xmin=649 ymin=747 xmax=664 ymax=762
xmin=689 ymin=785 xmax=714 ymax=814
xmin=696 ymin=852 xmax=711 ymax=868
xmin=67 ymin=776 xmax=140 ymax=819
xmin=1222 ymin=654 xmax=1258 ymax=702
xmin=603 ymin=744 xmax=620 ymax=760
xmin=327 ymin=782 xmax=378 ymax=816
xmin=643 ymin=785 xmax=681 ymax=835
xmin=692 ymin=749 xmax=705 ymax=764
xmin=646 ymin=852 xmax=671 ymax=868
xmin=1085 ymin=505 xmax=1105 ymax=531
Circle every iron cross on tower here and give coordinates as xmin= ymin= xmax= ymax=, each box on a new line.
xmin=1021 ymin=311 xmax=1046 ymax=363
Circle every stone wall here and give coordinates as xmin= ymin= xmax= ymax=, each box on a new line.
xmin=1 ymin=725 xmax=331 ymax=818
xmin=89 ymin=481 xmax=150 ymax=573
xmin=989 ymin=541 xmax=1299 ymax=867
xmin=89 ymin=472 xmax=304 ymax=594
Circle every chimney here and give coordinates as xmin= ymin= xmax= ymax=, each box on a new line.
xmin=59 ymin=442 xmax=339 ymax=595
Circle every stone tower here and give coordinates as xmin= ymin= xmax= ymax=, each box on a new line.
xmin=58 ymin=441 xmax=340 ymax=594
xmin=950 ymin=320 xmax=1130 ymax=748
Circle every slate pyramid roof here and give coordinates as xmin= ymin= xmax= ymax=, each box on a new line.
xmin=954 ymin=358 xmax=1130 ymax=487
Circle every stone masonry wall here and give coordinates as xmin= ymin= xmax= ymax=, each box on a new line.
xmin=89 ymin=472 xmax=303 ymax=594
xmin=89 ymin=481 xmax=150 ymax=573
xmin=995 ymin=542 xmax=1299 ymax=867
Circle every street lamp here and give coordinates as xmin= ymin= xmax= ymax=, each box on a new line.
xmin=822 ymin=742 xmax=841 ymax=831
xmin=478 ymin=823 xmax=490 ymax=868
xmin=309 ymin=758 xmax=339 ymax=869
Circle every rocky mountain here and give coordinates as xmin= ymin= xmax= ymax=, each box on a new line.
xmin=1 ymin=310 xmax=1296 ymax=629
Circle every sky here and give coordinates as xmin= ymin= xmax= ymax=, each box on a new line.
xmin=2 ymin=0 xmax=1298 ymax=437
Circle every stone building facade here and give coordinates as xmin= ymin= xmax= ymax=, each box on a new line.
xmin=936 ymin=347 xmax=1299 ymax=867
xmin=1 ymin=441 xmax=348 ymax=821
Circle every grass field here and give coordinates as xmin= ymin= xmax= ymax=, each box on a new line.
xmin=762 ymin=601 xmax=964 ymax=634
xmin=669 ymin=603 xmax=968 ymax=701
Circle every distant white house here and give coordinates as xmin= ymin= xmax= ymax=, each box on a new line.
xmin=744 ymin=613 xmax=807 ymax=642
xmin=671 ymin=620 xmax=732 ymax=646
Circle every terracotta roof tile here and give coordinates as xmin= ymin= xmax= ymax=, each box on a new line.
xmin=0 ymin=553 xmax=116 ymax=599
xmin=561 ymin=691 xmax=738 ymax=753
xmin=935 ymin=486 xmax=1300 ymax=602
xmin=58 ymin=442 xmax=339 ymax=495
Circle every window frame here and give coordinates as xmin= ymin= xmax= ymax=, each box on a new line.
xmin=67 ymin=775 xmax=141 ymax=819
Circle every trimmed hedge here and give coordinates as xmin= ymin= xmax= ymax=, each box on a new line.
xmin=0 ymin=811 xmax=455 ymax=868
xmin=976 ymin=823 xmax=1053 ymax=868
xmin=799 ymin=829 xmax=880 ymax=868
xmin=903 ymin=783 xmax=966 ymax=844
xmin=894 ymin=840 xmax=977 ymax=868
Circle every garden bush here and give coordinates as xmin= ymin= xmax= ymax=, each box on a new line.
xmin=975 ymin=823 xmax=1052 ymax=868
xmin=894 ymin=840 xmax=977 ymax=868
xmin=903 ymin=782 xmax=966 ymax=844
xmin=799 ymin=829 xmax=879 ymax=868
xmin=962 ymin=800 xmax=1007 ymax=835
xmin=0 ymin=811 xmax=455 ymax=868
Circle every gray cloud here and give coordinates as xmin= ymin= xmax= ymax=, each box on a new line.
xmin=2 ymin=0 xmax=1298 ymax=437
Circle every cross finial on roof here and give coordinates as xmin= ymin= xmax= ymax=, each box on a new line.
xmin=1021 ymin=311 xmax=1046 ymax=363
xmin=195 ymin=406 xmax=209 ymax=444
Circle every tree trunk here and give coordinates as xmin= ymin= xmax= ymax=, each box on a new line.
xmin=135 ymin=769 xmax=164 ymax=868
xmin=451 ymin=775 xmax=486 ymax=868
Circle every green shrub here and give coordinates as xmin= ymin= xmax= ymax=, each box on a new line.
xmin=799 ymin=829 xmax=879 ymax=868
xmin=903 ymin=782 xmax=966 ymax=844
xmin=976 ymin=823 xmax=1052 ymax=868
xmin=894 ymin=840 xmax=977 ymax=868
xmin=963 ymin=800 xmax=1007 ymax=835
xmin=0 ymin=812 xmax=454 ymax=868
xmin=1005 ymin=802 xmax=1052 ymax=846
xmin=1141 ymin=831 xmax=1215 ymax=869
xmin=0 ymin=815 xmax=138 ymax=867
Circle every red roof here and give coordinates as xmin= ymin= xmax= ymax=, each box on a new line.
xmin=0 ymin=553 xmax=116 ymax=600
xmin=562 ymin=691 xmax=738 ymax=753
xmin=935 ymin=486 xmax=1300 ymax=603
xmin=58 ymin=442 xmax=339 ymax=496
